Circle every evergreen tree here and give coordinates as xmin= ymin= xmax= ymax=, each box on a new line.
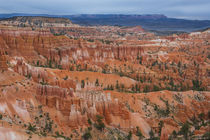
xmin=179 ymin=122 xmax=190 ymax=140
xmin=116 ymin=80 xmax=119 ymax=90
xmin=81 ymin=80 xmax=85 ymax=88
xmin=127 ymin=131 xmax=132 ymax=140
xmin=95 ymin=79 xmax=99 ymax=86
xmin=136 ymin=126 xmax=144 ymax=139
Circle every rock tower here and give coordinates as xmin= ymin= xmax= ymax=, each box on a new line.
xmin=0 ymin=49 xmax=8 ymax=71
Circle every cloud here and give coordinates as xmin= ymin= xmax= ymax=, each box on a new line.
xmin=0 ymin=0 xmax=209 ymax=19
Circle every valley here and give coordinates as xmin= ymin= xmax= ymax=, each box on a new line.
xmin=0 ymin=16 xmax=209 ymax=140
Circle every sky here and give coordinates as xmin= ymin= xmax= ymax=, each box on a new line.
xmin=0 ymin=0 xmax=210 ymax=20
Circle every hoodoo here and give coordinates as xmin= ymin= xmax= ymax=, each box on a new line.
xmin=0 ymin=16 xmax=209 ymax=140
xmin=0 ymin=49 xmax=8 ymax=71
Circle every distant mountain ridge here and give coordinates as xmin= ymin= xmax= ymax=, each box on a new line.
xmin=1 ymin=16 xmax=72 ymax=24
xmin=0 ymin=16 xmax=76 ymax=28
xmin=0 ymin=13 xmax=210 ymax=32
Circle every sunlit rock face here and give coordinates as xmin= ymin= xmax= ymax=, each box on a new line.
xmin=0 ymin=16 xmax=209 ymax=140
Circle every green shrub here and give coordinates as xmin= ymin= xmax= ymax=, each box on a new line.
xmin=202 ymin=132 xmax=210 ymax=139
xmin=127 ymin=131 xmax=132 ymax=140
xmin=87 ymin=118 xmax=92 ymax=125
xmin=63 ymin=76 xmax=68 ymax=80
xmin=95 ymin=79 xmax=99 ymax=86
xmin=179 ymin=122 xmax=190 ymax=139
xmin=27 ymin=123 xmax=37 ymax=132
xmin=94 ymin=115 xmax=105 ymax=131
xmin=158 ymin=121 xmax=164 ymax=136
xmin=136 ymin=126 xmax=143 ymax=139
xmin=81 ymin=80 xmax=85 ymax=88
xmin=82 ymin=130 xmax=92 ymax=140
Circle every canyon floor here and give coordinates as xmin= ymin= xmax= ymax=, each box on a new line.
xmin=0 ymin=16 xmax=209 ymax=140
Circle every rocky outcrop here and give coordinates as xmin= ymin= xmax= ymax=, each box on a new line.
xmin=0 ymin=49 xmax=8 ymax=71
xmin=36 ymin=84 xmax=74 ymax=98
xmin=0 ymin=17 xmax=209 ymax=139
xmin=35 ymin=89 xmax=132 ymax=130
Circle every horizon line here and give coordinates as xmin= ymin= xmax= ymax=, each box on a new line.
xmin=0 ymin=12 xmax=210 ymax=21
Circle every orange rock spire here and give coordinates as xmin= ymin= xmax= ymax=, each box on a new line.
xmin=0 ymin=48 xmax=8 ymax=71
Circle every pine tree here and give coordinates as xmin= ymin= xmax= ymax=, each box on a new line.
xmin=81 ymin=80 xmax=85 ymax=88
xmin=115 ymin=80 xmax=119 ymax=90
xmin=95 ymin=79 xmax=99 ymax=86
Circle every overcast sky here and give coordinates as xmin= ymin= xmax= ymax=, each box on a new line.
xmin=0 ymin=0 xmax=210 ymax=20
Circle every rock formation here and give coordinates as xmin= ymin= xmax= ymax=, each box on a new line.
xmin=0 ymin=17 xmax=209 ymax=140
xmin=0 ymin=49 xmax=8 ymax=71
